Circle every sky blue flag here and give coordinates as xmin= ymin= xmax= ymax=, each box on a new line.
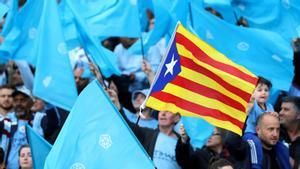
xmin=60 ymin=0 xmax=141 ymax=46
xmin=0 ymin=3 xmax=8 ymax=19
xmin=137 ymin=0 xmax=153 ymax=32
xmin=129 ymin=0 xmax=190 ymax=55
xmin=33 ymin=0 xmax=78 ymax=111
xmin=1 ymin=0 xmax=17 ymax=36
xmin=0 ymin=0 xmax=43 ymax=65
xmin=44 ymin=80 xmax=155 ymax=169
xmin=181 ymin=117 xmax=214 ymax=148
xmin=190 ymin=7 xmax=294 ymax=91
xmin=203 ymin=0 xmax=237 ymax=24
xmin=26 ymin=125 xmax=52 ymax=169
xmin=232 ymin=0 xmax=300 ymax=41
xmin=66 ymin=0 xmax=121 ymax=78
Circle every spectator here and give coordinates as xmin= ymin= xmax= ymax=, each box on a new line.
xmin=123 ymin=88 xmax=158 ymax=129
xmin=243 ymin=76 xmax=274 ymax=169
xmin=176 ymin=125 xmax=250 ymax=169
xmin=208 ymin=157 xmax=234 ymax=169
xmin=18 ymin=144 xmax=32 ymax=169
xmin=279 ymin=96 xmax=300 ymax=169
xmin=254 ymin=112 xmax=291 ymax=169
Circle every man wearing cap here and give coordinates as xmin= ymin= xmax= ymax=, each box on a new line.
xmin=5 ymin=86 xmax=33 ymax=169
xmin=123 ymin=89 xmax=158 ymax=129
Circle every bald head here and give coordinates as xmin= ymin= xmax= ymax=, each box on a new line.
xmin=256 ymin=112 xmax=280 ymax=150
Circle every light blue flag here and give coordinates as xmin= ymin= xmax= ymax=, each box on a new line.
xmin=60 ymin=0 xmax=141 ymax=45
xmin=44 ymin=80 xmax=155 ymax=169
xmin=129 ymin=0 xmax=190 ymax=55
xmin=232 ymin=0 xmax=300 ymax=41
xmin=137 ymin=0 xmax=153 ymax=32
xmin=26 ymin=125 xmax=52 ymax=169
xmin=0 ymin=3 xmax=8 ymax=19
xmin=33 ymin=0 xmax=78 ymax=111
xmin=181 ymin=117 xmax=214 ymax=149
xmin=0 ymin=0 xmax=43 ymax=65
xmin=66 ymin=0 xmax=121 ymax=78
xmin=190 ymin=7 xmax=294 ymax=91
xmin=203 ymin=0 xmax=237 ymax=24
xmin=1 ymin=0 xmax=17 ymax=36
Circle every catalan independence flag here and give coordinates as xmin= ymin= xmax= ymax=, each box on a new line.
xmin=145 ymin=24 xmax=258 ymax=135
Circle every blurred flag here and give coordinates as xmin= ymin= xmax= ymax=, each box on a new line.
xmin=26 ymin=125 xmax=52 ymax=169
xmin=181 ymin=116 xmax=214 ymax=148
xmin=232 ymin=0 xmax=300 ymax=41
xmin=0 ymin=0 xmax=43 ymax=65
xmin=0 ymin=3 xmax=8 ymax=19
xmin=145 ymin=24 xmax=258 ymax=135
xmin=33 ymin=0 xmax=77 ymax=111
xmin=44 ymin=80 xmax=155 ymax=169
xmin=190 ymin=7 xmax=294 ymax=91
xmin=60 ymin=0 xmax=141 ymax=44
xmin=66 ymin=0 xmax=121 ymax=78
xmin=1 ymin=0 xmax=17 ymax=36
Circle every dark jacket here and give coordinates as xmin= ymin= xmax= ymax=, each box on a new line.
xmin=176 ymin=131 xmax=251 ymax=169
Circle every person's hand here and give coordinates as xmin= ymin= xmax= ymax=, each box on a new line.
xmin=142 ymin=59 xmax=153 ymax=75
xmin=142 ymin=59 xmax=155 ymax=84
xmin=106 ymin=89 xmax=121 ymax=111
xmin=246 ymin=94 xmax=255 ymax=115
xmin=180 ymin=124 xmax=188 ymax=144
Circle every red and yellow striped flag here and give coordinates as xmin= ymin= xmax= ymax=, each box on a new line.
xmin=145 ymin=24 xmax=258 ymax=135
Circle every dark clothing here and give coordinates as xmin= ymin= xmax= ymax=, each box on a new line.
xmin=41 ymin=107 xmax=69 ymax=144
xmin=293 ymin=52 xmax=300 ymax=86
xmin=280 ymin=127 xmax=300 ymax=169
xmin=262 ymin=148 xmax=280 ymax=169
xmin=176 ymin=131 xmax=251 ymax=169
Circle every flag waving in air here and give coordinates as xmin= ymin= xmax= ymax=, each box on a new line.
xmin=145 ymin=24 xmax=258 ymax=135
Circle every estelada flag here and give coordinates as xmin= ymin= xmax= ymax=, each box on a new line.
xmin=144 ymin=23 xmax=258 ymax=135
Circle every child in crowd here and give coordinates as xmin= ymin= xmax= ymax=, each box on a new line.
xmin=243 ymin=76 xmax=274 ymax=169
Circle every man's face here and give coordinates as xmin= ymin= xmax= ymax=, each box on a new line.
xmin=158 ymin=111 xmax=179 ymax=128
xmin=256 ymin=115 xmax=280 ymax=149
xmin=0 ymin=88 xmax=13 ymax=110
xmin=279 ymin=102 xmax=299 ymax=126
xmin=13 ymin=94 xmax=33 ymax=115
xmin=253 ymin=83 xmax=270 ymax=105
xmin=74 ymin=68 xmax=89 ymax=93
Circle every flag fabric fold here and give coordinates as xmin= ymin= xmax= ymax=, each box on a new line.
xmin=26 ymin=125 xmax=52 ymax=169
xmin=145 ymin=24 xmax=258 ymax=135
xmin=33 ymin=0 xmax=77 ymax=111
xmin=190 ymin=7 xmax=294 ymax=91
xmin=44 ymin=80 xmax=155 ymax=169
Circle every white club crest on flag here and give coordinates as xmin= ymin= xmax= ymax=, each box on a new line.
xmin=42 ymin=76 xmax=52 ymax=88
xmin=237 ymin=41 xmax=250 ymax=51
xmin=206 ymin=29 xmax=214 ymax=40
xmin=99 ymin=134 xmax=112 ymax=149
xmin=57 ymin=42 xmax=68 ymax=55
xmin=28 ymin=27 xmax=37 ymax=39
xmin=70 ymin=163 xmax=86 ymax=169
xmin=272 ymin=54 xmax=283 ymax=63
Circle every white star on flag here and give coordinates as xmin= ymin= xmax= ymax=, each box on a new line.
xmin=164 ymin=55 xmax=178 ymax=77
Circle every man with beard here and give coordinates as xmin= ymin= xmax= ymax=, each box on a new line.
xmin=279 ymin=96 xmax=300 ymax=169
xmin=0 ymin=85 xmax=15 ymax=160
xmin=254 ymin=112 xmax=291 ymax=169
xmin=5 ymin=87 xmax=33 ymax=169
